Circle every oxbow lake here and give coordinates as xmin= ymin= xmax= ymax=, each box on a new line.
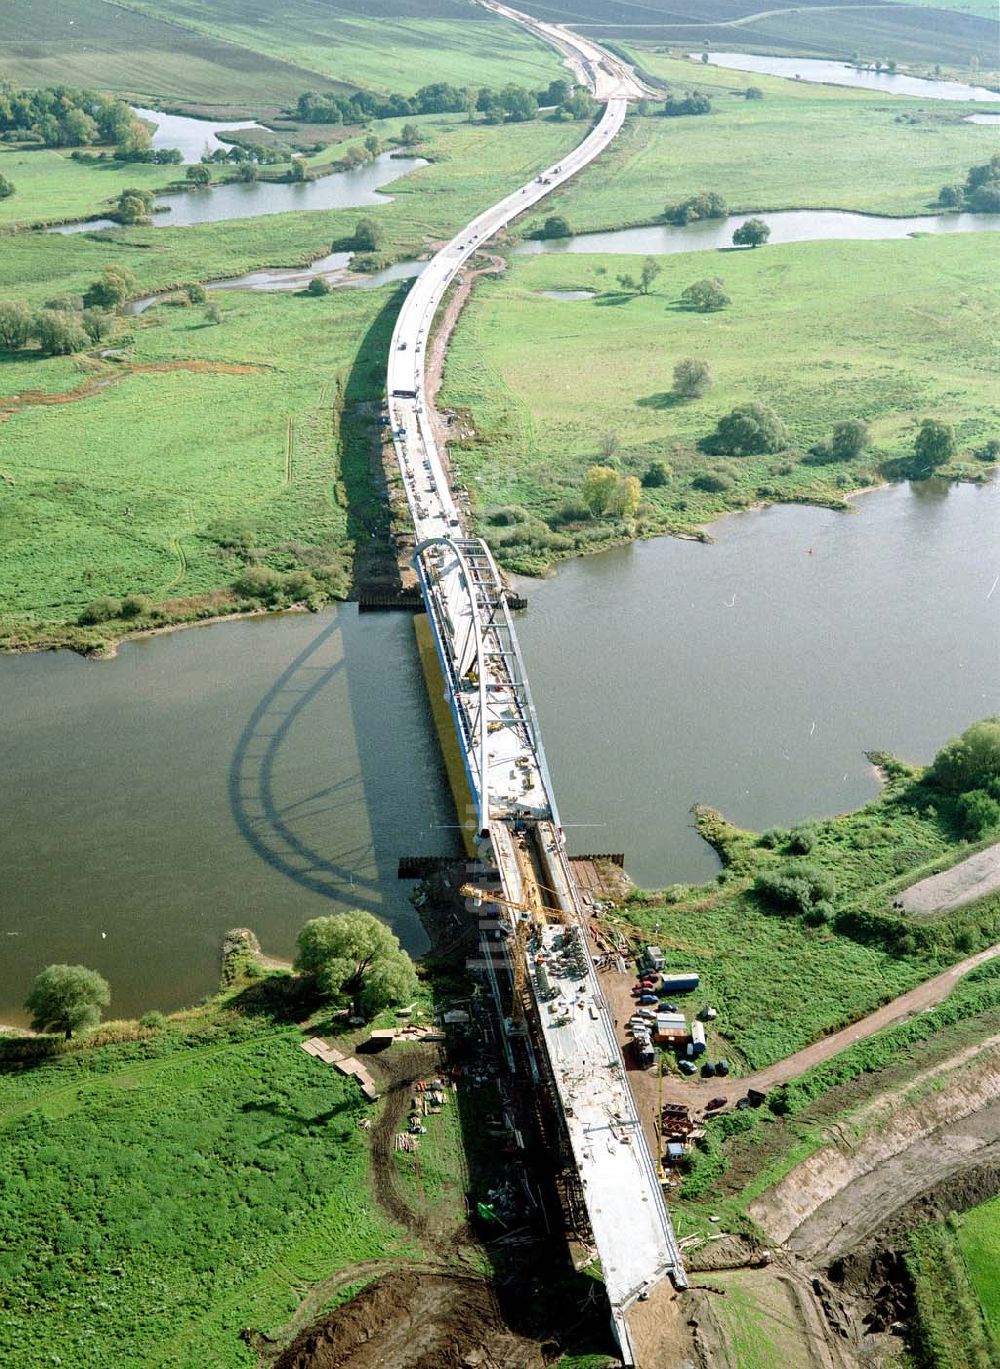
xmin=2 ymin=478 xmax=998 ymax=1021
xmin=694 ymin=53 xmax=1000 ymax=101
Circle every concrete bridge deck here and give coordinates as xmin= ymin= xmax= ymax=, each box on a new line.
xmin=381 ymin=8 xmax=681 ymax=1360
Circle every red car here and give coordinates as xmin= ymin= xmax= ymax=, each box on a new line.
xmin=705 ymin=1097 xmax=727 ymax=1111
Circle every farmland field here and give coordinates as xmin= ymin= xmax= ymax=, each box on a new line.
xmin=523 ymin=0 xmax=997 ymax=67
xmin=0 ymin=0 xmax=564 ymax=109
xmin=526 ymin=62 xmax=998 ymax=227
xmin=440 ymin=234 xmax=999 ymax=565
xmin=0 ymin=1013 xmax=411 ymax=1369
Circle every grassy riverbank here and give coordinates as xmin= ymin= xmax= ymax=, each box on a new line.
xmin=441 ymin=233 xmax=998 ymax=572
xmin=535 ymin=63 xmax=996 ymax=230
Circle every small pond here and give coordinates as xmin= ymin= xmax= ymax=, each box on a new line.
xmin=132 ymin=106 xmax=266 ymax=164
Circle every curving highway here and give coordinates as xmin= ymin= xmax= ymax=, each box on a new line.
xmin=382 ymin=9 xmax=680 ymax=1363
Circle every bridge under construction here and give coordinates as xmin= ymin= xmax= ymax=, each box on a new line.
xmin=383 ymin=7 xmax=684 ymax=1361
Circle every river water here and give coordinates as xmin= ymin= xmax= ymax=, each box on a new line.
xmin=48 ymin=151 xmax=426 ymax=234
xmin=0 ymin=609 xmax=459 ymax=1024
xmin=3 ymin=479 xmax=998 ymax=1021
xmin=696 ymin=53 xmax=1000 ymax=101
xmin=515 ymin=479 xmax=1000 ymax=889
xmin=517 ymin=208 xmax=1000 ymax=258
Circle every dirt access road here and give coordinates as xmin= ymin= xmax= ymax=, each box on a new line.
xmin=599 ymin=939 xmax=1000 ymax=1122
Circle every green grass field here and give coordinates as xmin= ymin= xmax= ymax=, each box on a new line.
xmin=958 ymin=1196 xmax=1000 ymax=1348
xmin=0 ymin=117 xmax=582 ymax=638
xmin=907 ymin=1218 xmax=999 ymax=1368
xmin=0 ymin=1012 xmax=410 ymax=1368
xmin=440 ymin=233 xmax=999 ymax=569
xmin=0 ymin=0 xmax=564 ymax=108
xmin=531 ymin=65 xmax=997 ymax=227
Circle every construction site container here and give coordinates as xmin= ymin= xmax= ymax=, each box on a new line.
xmin=641 ymin=946 xmax=666 ymax=972
xmin=655 ymin=1012 xmax=687 ymax=1044
xmin=690 ymin=1021 xmax=706 ymax=1056
xmin=660 ymin=973 xmax=700 ymax=995
xmin=715 ymin=1059 xmax=730 ymax=1076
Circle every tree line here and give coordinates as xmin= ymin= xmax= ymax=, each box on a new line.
xmin=0 ymin=82 xmax=152 ymax=159
xmin=293 ymin=77 xmax=595 ymax=128
xmin=939 ymin=152 xmax=1000 ymax=214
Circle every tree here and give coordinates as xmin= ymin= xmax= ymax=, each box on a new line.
xmin=744 ymin=86 xmax=764 ymax=100
xmin=364 ymin=134 xmax=380 ymax=157
xmin=613 ymin=474 xmax=641 ymax=517
xmin=236 ymin=162 xmax=258 ymax=182
xmin=673 ymin=357 xmax=712 ymax=399
xmin=500 ymin=85 xmax=537 ymax=122
xmin=80 ymin=308 xmax=115 ymax=344
xmin=205 ymin=301 xmax=224 ymax=325
xmin=927 ymin=716 xmax=1000 ymax=793
xmin=599 ymin=431 xmax=619 ymax=460
xmin=830 ymin=418 xmax=870 ymax=460
xmin=295 ymin=911 xmax=417 ymax=1017
xmin=938 ymin=183 xmax=963 ymax=208
xmin=0 ymin=301 xmax=33 ymax=350
xmin=639 ymin=256 xmax=661 ymax=294
xmin=290 ymin=156 xmax=310 ymax=181
xmin=25 ymin=964 xmax=110 ymax=1038
xmin=185 ymin=163 xmax=211 ymax=186
xmin=540 ymin=214 xmax=571 ymax=239
xmin=400 ymin=122 xmax=421 ymax=146
xmin=35 ymin=310 xmax=89 ymax=355
xmin=664 ymin=191 xmax=726 ymax=225
xmin=663 ymin=92 xmax=711 ymax=116
xmin=307 ymin=275 xmax=331 ymax=295
xmin=0 ymin=174 xmax=14 ymax=199
xmin=679 ymin=277 xmax=730 ymax=312
xmin=83 ymin=265 xmax=136 ymax=309
xmin=185 ymin=282 xmax=207 ymax=304
xmin=732 ymin=217 xmax=770 ymax=248
xmin=353 ymin=216 xmax=384 ymax=251
xmin=582 ymin=465 xmax=621 ymax=515
xmin=911 ymin=418 xmax=956 ymax=477
xmin=705 ymin=402 xmax=789 ymax=456
xmin=115 ymin=187 xmax=154 ymax=225
xmin=642 ymin=460 xmax=671 ymax=487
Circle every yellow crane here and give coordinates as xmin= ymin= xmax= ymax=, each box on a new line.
xmin=461 ymin=882 xmax=568 ymax=1024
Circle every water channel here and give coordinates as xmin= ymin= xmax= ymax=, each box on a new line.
xmin=48 ymin=151 xmax=426 ymax=235
xmin=516 ymin=208 xmax=1000 ymax=258
xmin=2 ymin=478 xmax=997 ymax=1022
xmin=132 ymin=106 xmax=266 ymax=164
xmin=696 ymin=53 xmax=1000 ymax=101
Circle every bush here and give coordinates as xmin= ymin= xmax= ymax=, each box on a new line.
xmin=0 ymin=173 xmax=14 ymax=199
xmin=306 ymin=276 xmax=331 ymax=296
xmin=974 ymin=438 xmax=999 ymax=463
xmin=703 ymin=402 xmax=789 ymax=456
xmin=185 ymin=282 xmax=207 ymax=304
xmin=692 ymin=470 xmax=733 ymax=493
xmin=120 ymin=594 xmax=152 ymax=619
xmin=759 ymin=828 xmax=789 ymax=849
xmin=641 ymin=460 xmax=671 ymax=488
xmin=35 ymin=310 xmax=89 ymax=356
xmin=664 ymin=191 xmax=726 ymax=226
xmin=139 ymin=1010 xmax=167 ymax=1029
xmin=788 ymin=824 xmax=817 ymax=854
xmin=673 ymin=357 xmax=712 ymax=398
xmin=539 ymin=214 xmax=571 ymax=239
xmin=753 ymin=862 xmax=836 ymax=916
xmin=79 ymin=597 xmax=123 ymax=624
xmin=234 ymin=566 xmax=285 ymax=603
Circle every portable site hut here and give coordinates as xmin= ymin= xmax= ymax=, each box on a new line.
xmin=655 ymin=1011 xmax=687 ymax=1045
xmin=690 ymin=1020 xmax=706 ymax=1056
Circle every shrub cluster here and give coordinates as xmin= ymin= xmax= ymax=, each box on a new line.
xmin=939 ymin=152 xmax=1000 ymax=214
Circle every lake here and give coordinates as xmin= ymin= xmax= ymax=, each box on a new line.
xmin=132 ymin=106 xmax=266 ymax=164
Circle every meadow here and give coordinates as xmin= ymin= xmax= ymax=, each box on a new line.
xmin=527 ymin=64 xmax=998 ymax=228
xmin=0 ymin=1011 xmax=412 ymax=1368
xmin=958 ymin=1196 xmax=1000 ymax=1348
xmin=0 ymin=0 xmax=563 ymax=110
xmin=0 ymin=116 xmax=582 ymax=638
xmin=440 ymin=233 xmax=999 ymax=569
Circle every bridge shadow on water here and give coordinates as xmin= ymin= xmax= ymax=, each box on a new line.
xmin=227 ymin=614 xmax=385 ymax=916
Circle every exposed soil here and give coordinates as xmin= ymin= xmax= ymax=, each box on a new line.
xmin=749 ymin=1036 xmax=1000 ymax=1260
xmin=899 ymin=838 xmax=1000 ymax=916
xmin=272 ymin=1269 xmax=545 ymax=1369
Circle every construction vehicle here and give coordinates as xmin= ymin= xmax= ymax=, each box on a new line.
xmin=461 ymin=880 xmax=570 ymax=1027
